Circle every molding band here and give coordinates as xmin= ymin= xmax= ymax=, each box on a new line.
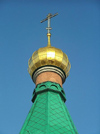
xmin=32 ymin=66 xmax=66 ymax=84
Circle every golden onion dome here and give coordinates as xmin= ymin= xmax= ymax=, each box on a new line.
xmin=28 ymin=45 xmax=71 ymax=83
xmin=28 ymin=13 xmax=71 ymax=83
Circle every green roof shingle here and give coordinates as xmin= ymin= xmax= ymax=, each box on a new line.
xmin=20 ymin=81 xmax=78 ymax=134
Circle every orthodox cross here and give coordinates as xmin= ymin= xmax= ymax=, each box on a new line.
xmin=41 ymin=13 xmax=58 ymax=46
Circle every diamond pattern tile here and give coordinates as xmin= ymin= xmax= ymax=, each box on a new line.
xmin=20 ymin=81 xmax=78 ymax=134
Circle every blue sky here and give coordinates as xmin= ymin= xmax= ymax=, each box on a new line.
xmin=0 ymin=1 xmax=100 ymax=134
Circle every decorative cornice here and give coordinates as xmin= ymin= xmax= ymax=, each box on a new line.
xmin=32 ymin=81 xmax=66 ymax=103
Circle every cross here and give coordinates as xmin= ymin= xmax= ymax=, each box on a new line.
xmin=41 ymin=13 xmax=58 ymax=46
xmin=41 ymin=13 xmax=58 ymax=34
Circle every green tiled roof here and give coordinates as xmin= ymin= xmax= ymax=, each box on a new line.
xmin=20 ymin=81 xmax=78 ymax=134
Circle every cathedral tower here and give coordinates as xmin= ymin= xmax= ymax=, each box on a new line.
xmin=20 ymin=13 xmax=78 ymax=134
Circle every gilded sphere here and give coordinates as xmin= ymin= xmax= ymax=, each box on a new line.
xmin=28 ymin=46 xmax=71 ymax=80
